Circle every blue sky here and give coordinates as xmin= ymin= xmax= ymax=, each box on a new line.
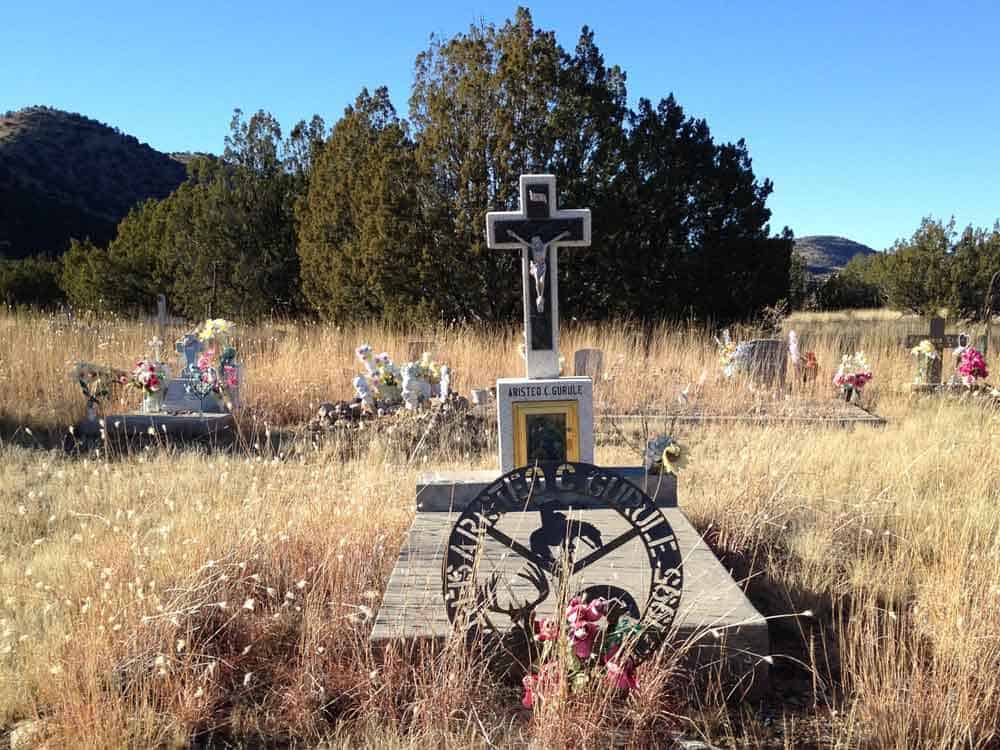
xmin=3 ymin=1 xmax=998 ymax=250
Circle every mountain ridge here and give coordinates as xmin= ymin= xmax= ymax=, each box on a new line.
xmin=794 ymin=234 xmax=877 ymax=277
xmin=0 ymin=106 xmax=188 ymax=258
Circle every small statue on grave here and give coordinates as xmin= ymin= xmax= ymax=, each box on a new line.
xmin=352 ymin=375 xmax=374 ymax=412
xmin=400 ymin=362 xmax=425 ymax=410
xmin=505 ymin=230 xmax=569 ymax=313
xmin=439 ymin=365 xmax=451 ymax=399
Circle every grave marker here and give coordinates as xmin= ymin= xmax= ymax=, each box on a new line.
xmin=372 ymin=172 xmax=770 ymax=696
xmin=905 ymin=318 xmax=968 ymax=385
xmin=154 ymin=294 xmax=167 ymax=361
xmin=741 ymin=339 xmax=787 ymax=388
xmin=573 ymin=348 xmax=604 ymax=379
xmin=407 ymin=339 xmax=435 ymax=361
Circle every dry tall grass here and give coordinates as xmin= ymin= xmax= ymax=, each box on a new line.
xmin=1 ymin=309 xmax=999 ymax=748
xmin=2 ymin=306 xmax=991 ymax=434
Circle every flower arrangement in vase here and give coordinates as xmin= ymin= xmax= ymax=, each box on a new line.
xmin=521 ymin=595 xmax=641 ymax=709
xmin=128 ymin=358 xmax=170 ymax=413
xmin=954 ymin=345 xmax=988 ymax=386
xmin=833 ymin=352 xmax=873 ymax=402
xmin=910 ymin=339 xmax=939 ymax=385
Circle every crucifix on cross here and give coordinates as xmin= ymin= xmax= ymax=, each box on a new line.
xmin=486 ymin=174 xmax=591 ymax=379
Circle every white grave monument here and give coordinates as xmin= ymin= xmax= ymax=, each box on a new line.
xmin=486 ymin=174 xmax=594 ymax=472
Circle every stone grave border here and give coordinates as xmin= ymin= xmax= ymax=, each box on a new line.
xmin=595 ymin=405 xmax=887 ymax=431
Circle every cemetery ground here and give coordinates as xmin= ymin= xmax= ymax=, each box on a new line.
xmin=1 ymin=309 xmax=999 ymax=748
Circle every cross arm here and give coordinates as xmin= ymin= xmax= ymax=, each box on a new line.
xmin=486 ymin=211 xmax=591 ymax=250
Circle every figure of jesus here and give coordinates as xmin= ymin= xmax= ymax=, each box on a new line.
xmin=505 ymin=230 xmax=569 ymax=313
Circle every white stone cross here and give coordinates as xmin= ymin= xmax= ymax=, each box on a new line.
xmin=486 ymin=174 xmax=591 ymax=379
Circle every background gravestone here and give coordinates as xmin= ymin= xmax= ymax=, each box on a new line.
xmin=407 ymin=339 xmax=436 ymax=361
xmin=742 ymin=339 xmax=787 ymax=388
xmin=573 ymin=348 xmax=604 ymax=379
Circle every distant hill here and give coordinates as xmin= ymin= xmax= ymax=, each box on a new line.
xmin=794 ymin=235 xmax=878 ymax=277
xmin=0 ymin=106 xmax=188 ymax=258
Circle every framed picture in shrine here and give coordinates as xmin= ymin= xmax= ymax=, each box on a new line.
xmin=512 ymin=400 xmax=580 ymax=466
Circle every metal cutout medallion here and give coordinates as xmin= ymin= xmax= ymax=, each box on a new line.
xmin=442 ymin=462 xmax=683 ymax=663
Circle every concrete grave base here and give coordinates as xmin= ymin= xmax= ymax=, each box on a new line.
xmin=372 ymin=470 xmax=770 ymax=699
xmin=71 ymin=413 xmax=237 ymax=445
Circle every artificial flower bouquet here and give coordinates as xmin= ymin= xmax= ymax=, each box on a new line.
xmin=522 ymin=595 xmax=641 ymax=709
xmin=128 ymin=358 xmax=170 ymax=413
xmin=197 ymin=318 xmax=234 ymax=343
xmin=128 ymin=358 xmax=168 ymax=394
xmin=644 ymin=434 xmax=685 ymax=475
xmin=70 ymin=362 xmax=128 ymax=415
xmin=355 ymin=344 xmax=403 ymax=404
xmin=955 ymin=345 xmax=988 ymax=386
xmin=833 ymin=352 xmax=873 ymax=401
xmin=188 ymin=319 xmax=239 ymax=409
xmin=412 ymin=351 xmax=442 ymax=387
xmin=715 ymin=330 xmax=748 ymax=378
xmin=910 ymin=339 xmax=939 ymax=384
xmin=355 ymin=345 xmax=452 ymax=408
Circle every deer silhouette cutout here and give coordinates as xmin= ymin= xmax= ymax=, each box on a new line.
xmin=477 ymin=505 xmax=604 ymax=623
xmin=529 ymin=504 xmax=603 ymax=566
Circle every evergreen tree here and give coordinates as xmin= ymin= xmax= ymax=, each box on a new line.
xmin=296 ymin=88 xmax=441 ymax=323
xmin=881 ymin=218 xmax=956 ymax=314
xmin=408 ymin=8 xmax=789 ymax=323
xmin=60 ymin=110 xmax=321 ymax=318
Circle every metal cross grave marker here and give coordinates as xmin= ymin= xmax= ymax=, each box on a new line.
xmin=486 ymin=175 xmax=591 ymax=379
xmin=176 ymin=334 xmax=203 ymax=376
xmin=905 ymin=318 xmax=968 ymax=385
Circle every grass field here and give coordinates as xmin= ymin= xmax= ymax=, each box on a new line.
xmin=1 ymin=309 xmax=999 ymax=748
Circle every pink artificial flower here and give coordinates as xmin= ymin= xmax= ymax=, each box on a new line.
xmin=197 ymin=354 xmax=212 ymax=371
xmin=521 ymin=662 xmax=559 ymax=709
xmin=571 ymin=621 xmax=598 ymax=658
xmin=603 ymin=644 xmax=639 ymax=691
xmin=534 ymin=618 xmax=558 ymax=642
xmin=565 ymin=596 xmax=606 ymax=626
xmin=565 ymin=597 xmax=605 ymax=659
xmin=605 ymin=657 xmax=638 ymax=690
xmin=958 ymin=348 xmax=988 ymax=382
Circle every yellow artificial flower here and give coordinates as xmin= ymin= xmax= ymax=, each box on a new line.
xmin=198 ymin=318 xmax=235 ymax=342
xmin=661 ymin=442 xmax=683 ymax=475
